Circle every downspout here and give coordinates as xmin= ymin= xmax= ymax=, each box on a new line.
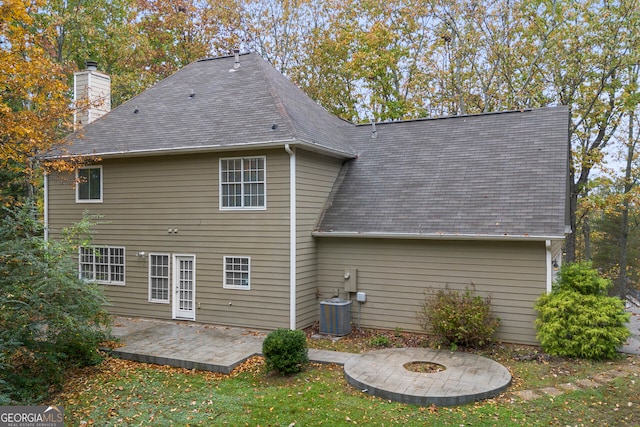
xmin=44 ymin=173 xmax=49 ymax=243
xmin=545 ymin=240 xmax=552 ymax=293
xmin=285 ymin=144 xmax=297 ymax=329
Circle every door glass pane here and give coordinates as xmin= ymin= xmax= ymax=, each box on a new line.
xmin=179 ymin=259 xmax=194 ymax=311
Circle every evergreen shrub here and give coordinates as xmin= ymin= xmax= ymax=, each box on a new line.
xmin=534 ymin=262 xmax=630 ymax=359
xmin=262 ymin=328 xmax=308 ymax=375
xmin=0 ymin=202 xmax=111 ymax=403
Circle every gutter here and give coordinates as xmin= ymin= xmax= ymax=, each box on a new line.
xmin=47 ymin=139 xmax=357 ymax=161
xmin=285 ymin=144 xmax=297 ymax=330
xmin=311 ymin=231 xmax=566 ymax=242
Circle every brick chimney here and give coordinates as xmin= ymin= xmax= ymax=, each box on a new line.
xmin=74 ymin=61 xmax=111 ymax=128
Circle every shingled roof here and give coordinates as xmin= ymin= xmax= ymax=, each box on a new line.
xmin=315 ymin=107 xmax=570 ymax=239
xmin=62 ymin=52 xmax=354 ymax=158
xmin=60 ymin=52 xmax=569 ymax=240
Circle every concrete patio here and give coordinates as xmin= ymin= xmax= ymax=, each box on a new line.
xmin=105 ymin=317 xmax=512 ymax=406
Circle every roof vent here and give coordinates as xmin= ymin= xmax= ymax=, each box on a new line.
xmin=229 ymin=49 xmax=241 ymax=72
xmin=234 ymin=49 xmax=240 ymax=69
xmin=371 ymin=119 xmax=377 ymax=139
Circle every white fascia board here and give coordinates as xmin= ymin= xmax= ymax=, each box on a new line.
xmin=49 ymin=139 xmax=356 ymax=161
xmin=311 ymin=231 xmax=566 ymax=242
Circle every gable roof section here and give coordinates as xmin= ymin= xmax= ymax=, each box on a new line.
xmin=315 ymin=107 xmax=570 ymax=240
xmin=59 ymin=53 xmax=355 ymax=158
xmin=57 ymin=53 xmax=569 ymax=240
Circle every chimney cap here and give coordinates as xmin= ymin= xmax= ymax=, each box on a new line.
xmin=85 ymin=60 xmax=98 ymax=71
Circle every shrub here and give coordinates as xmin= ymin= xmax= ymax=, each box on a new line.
xmin=553 ymin=261 xmax=611 ymax=295
xmin=369 ymin=334 xmax=391 ymax=347
xmin=535 ymin=262 xmax=630 ymax=360
xmin=535 ymin=291 xmax=630 ymax=359
xmin=262 ymin=328 xmax=308 ymax=375
xmin=417 ymin=286 xmax=500 ymax=348
xmin=0 ymin=202 xmax=111 ymax=403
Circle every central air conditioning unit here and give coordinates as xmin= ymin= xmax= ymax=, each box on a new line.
xmin=319 ymin=298 xmax=352 ymax=336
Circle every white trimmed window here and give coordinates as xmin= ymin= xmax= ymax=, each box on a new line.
xmin=224 ymin=256 xmax=250 ymax=289
xmin=79 ymin=246 xmax=125 ymax=285
xmin=76 ymin=166 xmax=103 ymax=202
xmin=149 ymin=254 xmax=170 ymax=303
xmin=220 ymin=156 xmax=265 ymax=209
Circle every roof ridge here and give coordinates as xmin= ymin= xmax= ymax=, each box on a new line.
xmin=196 ymin=50 xmax=252 ymax=62
xmin=87 ymin=60 xmax=204 ymax=121
xmin=254 ymin=56 xmax=301 ymax=141
xmin=354 ymin=105 xmax=567 ymax=127
xmin=252 ymin=54 xmax=356 ymax=154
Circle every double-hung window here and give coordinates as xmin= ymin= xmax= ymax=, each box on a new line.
xmin=220 ymin=157 xmax=265 ymax=209
xmin=79 ymin=246 xmax=125 ymax=285
xmin=149 ymin=254 xmax=170 ymax=303
xmin=223 ymin=256 xmax=250 ymax=290
xmin=76 ymin=166 xmax=103 ymax=202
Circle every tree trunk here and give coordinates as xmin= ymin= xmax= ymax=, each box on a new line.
xmin=582 ymin=211 xmax=591 ymax=260
xmin=565 ymin=172 xmax=580 ymax=263
xmin=615 ymin=107 xmax=636 ymax=297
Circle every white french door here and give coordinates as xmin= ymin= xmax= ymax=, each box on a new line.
xmin=173 ymin=255 xmax=196 ymax=320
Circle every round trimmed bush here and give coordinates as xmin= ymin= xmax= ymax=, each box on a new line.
xmin=262 ymin=328 xmax=308 ymax=375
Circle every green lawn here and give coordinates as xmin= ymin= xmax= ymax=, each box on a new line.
xmin=52 ymin=358 xmax=638 ymax=426
xmin=52 ymin=334 xmax=640 ymax=426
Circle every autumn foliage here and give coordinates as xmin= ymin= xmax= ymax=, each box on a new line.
xmin=0 ymin=0 xmax=74 ymax=205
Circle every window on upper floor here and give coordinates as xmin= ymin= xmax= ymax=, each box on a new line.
xmin=220 ymin=156 xmax=265 ymax=209
xmin=223 ymin=256 xmax=250 ymax=290
xmin=79 ymin=246 xmax=125 ymax=285
xmin=76 ymin=166 xmax=103 ymax=203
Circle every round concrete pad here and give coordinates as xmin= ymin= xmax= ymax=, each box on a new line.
xmin=344 ymin=348 xmax=511 ymax=406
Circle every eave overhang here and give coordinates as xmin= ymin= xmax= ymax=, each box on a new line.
xmin=46 ymin=138 xmax=357 ymax=161
xmin=311 ymin=231 xmax=566 ymax=242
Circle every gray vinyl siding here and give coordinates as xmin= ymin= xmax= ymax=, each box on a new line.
xmin=295 ymin=151 xmax=345 ymax=328
xmin=48 ymin=149 xmax=292 ymax=330
xmin=316 ymin=238 xmax=548 ymax=345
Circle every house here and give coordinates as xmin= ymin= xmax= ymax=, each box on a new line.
xmin=45 ymin=52 xmax=570 ymax=345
